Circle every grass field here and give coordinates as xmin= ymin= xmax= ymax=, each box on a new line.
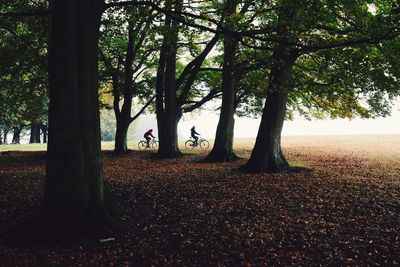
xmin=2 ymin=134 xmax=400 ymax=156
xmin=0 ymin=135 xmax=399 ymax=265
xmin=2 ymin=135 xmax=400 ymax=166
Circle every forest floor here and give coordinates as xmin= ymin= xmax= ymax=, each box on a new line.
xmin=0 ymin=135 xmax=399 ymax=266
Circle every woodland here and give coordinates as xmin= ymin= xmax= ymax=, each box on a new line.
xmin=0 ymin=0 xmax=400 ymax=265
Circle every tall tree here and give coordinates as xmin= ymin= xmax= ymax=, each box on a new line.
xmin=204 ymin=0 xmax=240 ymax=162
xmin=37 ymin=0 xmax=118 ymax=241
xmin=29 ymin=121 xmax=41 ymax=143
xmin=242 ymin=0 xmax=400 ymax=172
xmin=11 ymin=125 xmax=23 ymax=144
xmin=155 ymin=0 xmax=182 ymax=158
xmin=0 ymin=2 xmax=48 ymax=144
xmin=243 ymin=44 xmax=298 ymax=172
xmin=104 ymin=1 xmax=225 ymax=159
xmin=155 ymin=0 xmax=220 ymax=158
xmin=99 ymin=6 xmax=157 ymax=154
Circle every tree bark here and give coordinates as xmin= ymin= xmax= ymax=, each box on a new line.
xmin=242 ymin=45 xmax=298 ymax=173
xmin=157 ymin=110 xmax=182 ymax=158
xmin=27 ymin=0 xmax=118 ymax=242
xmin=29 ymin=121 xmax=41 ymax=143
xmin=204 ymin=0 xmax=239 ymax=162
xmin=11 ymin=126 xmax=22 ymax=144
xmin=39 ymin=122 xmax=48 ymax=143
xmin=154 ymin=0 xmax=218 ymax=158
xmin=156 ymin=0 xmax=182 ymax=158
xmin=113 ymin=27 xmax=135 ymax=154
xmin=114 ymin=118 xmax=129 ymax=154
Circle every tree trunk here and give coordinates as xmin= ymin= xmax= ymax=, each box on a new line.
xmin=26 ymin=0 xmax=118 ymax=242
xmin=40 ymin=122 xmax=48 ymax=143
xmin=4 ymin=129 xmax=9 ymax=144
xmin=158 ymin=111 xmax=181 ymax=158
xmin=156 ymin=0 xmax=182 ymax=158
xmin=30 ymin=121 xmax=41 ymax=143
xmin=242 ymin=91 xmax=289 ymax=172
xmin=114 ymin=118 xmax=129 ymax=154
xmin=242 ymin=45 xmax=298 ymax=173
xmin=12 ymin=126 xmax=22 ymax=144
xmin=113 ymin=27 xmax=135 ymax=154
xmin=204 ymin=0 xmax=239 ymax=162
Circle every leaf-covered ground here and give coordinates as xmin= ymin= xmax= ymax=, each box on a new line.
xmin=0 ymin=136 xmax=399 ymax=266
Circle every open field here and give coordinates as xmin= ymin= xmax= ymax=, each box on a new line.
xmin=2 ymin=134 xmax=400 ymax=156
xmin=0 ymin=135 xmax=399 ymax=265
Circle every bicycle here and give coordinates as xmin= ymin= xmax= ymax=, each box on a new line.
xmin=138 ymin=138 xmax=159 ymax=150
xmin=185 ymin=136 xmax=210 ymax=150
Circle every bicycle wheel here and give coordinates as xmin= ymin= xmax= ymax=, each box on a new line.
xmin=185 ymin=140 xmax=195 ymax=149
xmin=151 ymin=141 xmax=159 ymax=150
xmin=200 ymin=139 xmax=210 ymax=149
xmin=138 ymin=141 xmax=147 ymax=150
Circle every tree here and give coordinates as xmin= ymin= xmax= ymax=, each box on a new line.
xmin=204 ymin=0 xmax=239 ymax=162
xmin=99 ymin=5 xmax=157 ymax=154
xmin=0 ymin=0 xmax=49 ymax=144
xmin=10 ymin=126 xmax=22 ymax=144
xmin=154 ymin=0 xmax=221 ymax=158
xmin=287 ymin=45 xmax=400 ymax=120
xmin=102 ymin=0 xmax=221 ymax=158
xmin=242 ymin=0 xmax=400 ymax=172
xmin=29 ymin=121 xmax=41 ymax=143
xmin=154 ymin=0 xmax=183 ymax=158
xmin=36 ymin=0 xmax=118 ymax=241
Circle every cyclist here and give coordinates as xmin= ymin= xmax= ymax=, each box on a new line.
xmin=144 ymin=129 xmax=155 ymax=148
xmin=190 ymin=126 xmax=200 ymax=145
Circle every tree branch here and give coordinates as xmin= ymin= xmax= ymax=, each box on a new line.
xmin=182 ymin=90 xmax=221 ymax=113
xmin=176 ymin=33 xmax=219 ymax=87
xmin=130 ymin=94 xmax=156 ymax=122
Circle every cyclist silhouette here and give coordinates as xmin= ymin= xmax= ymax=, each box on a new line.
xmin=190 ymin=126 xmax=200 ymax=145
xmin=144 ymin=129 xmax=155 ymax=148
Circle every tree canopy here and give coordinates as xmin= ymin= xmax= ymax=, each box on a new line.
xmin=1 ymin=0 xmax=399 ymax=241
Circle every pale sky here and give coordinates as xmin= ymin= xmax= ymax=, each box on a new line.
xmin=178 ymin=108 xmax=400 ymax=139
xmin=128 ymin=101 xmax=400 ymax=140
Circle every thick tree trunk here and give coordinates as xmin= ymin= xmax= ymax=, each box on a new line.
xmin=153 ymin=0 xmax=217 ymax=158
xmin=156 ymin=0 xmax=182 ymax=158
xmin=242 ymin=91 xmax=289 ymax=172
xmin=114 ymin=118 xmax=129 ymax=154
xmin=25 ymin=0 xmax=118 ymax=242
xmin=12 ymin=126 xmax=22 ymax=144
xmin=30 ymin=121 xmax=41 ymax=143
xmin=40 ymin=123 xmax=48 ymax=143
xmin=158 ymin=111 xmax=181 ymax=158
xmin=113 ymin=27 xmax=135 ymax=154
xmin=242 ymin=45 xmax=298 ymax=173
xmin=158 ymin=40 xmax=181 ymax=158
xmin=204 ymin=0 xmax=239 ymax=162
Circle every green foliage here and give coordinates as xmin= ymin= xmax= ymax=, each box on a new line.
xmin=287 ymin=38 xmax=400 ymax=120
xmin=1 ymin=0 xmax=400 ymax=134
xmin=0 ymin=0 xmax=48 ymax=131
xmin=98 ymin=5 xmax=159 ymax=108
xmin=228 ymin=0 xmax=400 ymax=120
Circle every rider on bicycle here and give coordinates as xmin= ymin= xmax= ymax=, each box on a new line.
xmin=144 ymin=129 xmax=155 ymax=148
xmin=191 ymin=126 xmax=200 ymax=145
